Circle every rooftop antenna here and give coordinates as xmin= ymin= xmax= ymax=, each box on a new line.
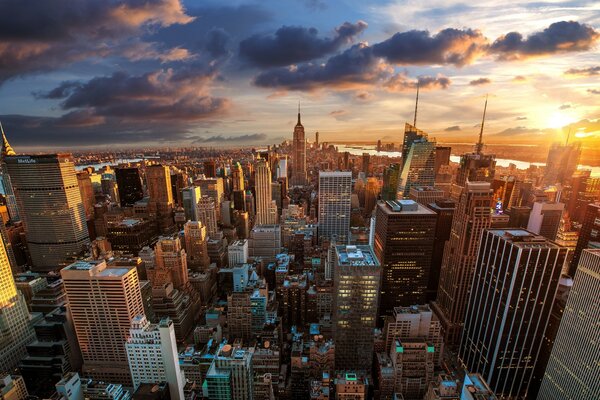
xmin=565 ymin=126 xmax=572 ymax=146
xmin=475 ymin=94 xmax=488 ymax=154
xmin=297 ymin=100 xmax=301 ymax=125
xmin=413 ymin=81 xmax=419 ymax=127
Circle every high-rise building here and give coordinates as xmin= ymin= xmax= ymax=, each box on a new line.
xmin=197 ymin=196 xmax=218 ymax=238
xmin=61 ymin=260 xmax=145 ymax=385
xmin=432 ymin=182 xmax=493 ymax=345
xmin=373 ymin=200 xmax=436 ymax=321
xmin=248 ymin=225 xmax=282 ymax=262
xmin=5 ymin=154 xmax=90 ymax=270
xmin=333 ymin=245 xmax=381 ymax=371
xmin=571 ymin=202 xmax=600 ymax=275
xmin=459 ymin=229 xmax=568 ymax=398
xmin=0 ymin=375 xmax=28 ymax=400
xmin=401 ymin=123 xmax=427 ymax=162
xmin=76 ymin=171 xmax=95 ymax=221
xmin=149 ymin=236 xmax=188 ymax=290
xmin=543 ymin=142 xmax=582 ymax=186
xmin=228 ymin=239 xmax=248 ymax=267
xmin=291 ymin=107 xmax=307 ymax=187
xmin=397 ymin=136 xmax=436 ymax=199
xmin=425 ymin=199 xmax=455 ymax=301
xmin=115 ymin=167 xmax=144 ymax=207
xmin=204 ymin=160 xmax=217 ymax=178
xmin=183 ymin=221 xmax=210 ymax=272
xmin=364 ymin=177 xmax=380 ymax=216
xmin=526 ymin=201 xmax=564 ymax=240
xmin=390 ymin=338 xmax=435 ymax=399
xmin=125 ymin=316 xmax=184 ymax=400
xmin=181 ymin=186 xmax=201 ymax=221
xmin=409 ymin=186 xmax=444 ymax=207
xmin=0 ymin=230 xmax=36 ymax=373
xmin=318 ymin=171 xmax=352 ymax=244
xmin=197 ymin=177 xmax=225 ymax=209
xmin=255 ymin=158 xmax=277 ymax=225
xmin=205 ymin=343 xmax=254 ymax=400
xmin=0 ymin=128 xmax=19 ymax=222
xmin=381 ymin=163 xmax=401 ymax=201
xmin=538 ymin=249 xmax=600 ymax=399
xmin=434 ymin=146 xmax=451 ymax=176
xmin=146 ymin=165 xmax=174 ymax=232
xmin=232 ymin=162 xmax=245 ymax=192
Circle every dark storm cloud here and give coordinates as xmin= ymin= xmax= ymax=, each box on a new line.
xmin=444 ymin=125 xmax=461 ymax=131
xmin=192 ymin=134 xmax=268 ymax=144
xmin=205 ymin=28 xmax=231 ymax=58
xmin=385 ymin=74 xmax=451 ymax=92
xmin=469 ymin=77 xmax=491 ymax=86
xmin=239 ymin=21 xmax=368 ymax=67
xmin=565 ymin=65 xmax=600 ymax=76
xmin=254 ymin=43 xmax=389 ymax=90
xmin=0 ymin=0 xmax=193 ymax=83
xmin=372 ymin=28 xmax=487 ymax=66
xmin=490 ymin=21 xmax=599 ymax=60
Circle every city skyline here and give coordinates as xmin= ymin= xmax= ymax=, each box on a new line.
xmin=0 ymin=0 xmax=598 ymax=150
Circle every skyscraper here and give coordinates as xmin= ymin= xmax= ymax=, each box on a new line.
xmin=205 ymin=343 xmax=254 ymax=400
xmin=181 ymin=186 xmax=201 ymax=221
xmin=115 ymin=167 xmax=144 ymax=207
xmin=150 ymin=236 xmax=188 ymax=290
xmin=291 ymin=107 xmax=307 ymax=187
xmin=459 ymin=229 xmax=568 ymax=398
xmin=543 ymin=142 xmax=582 ymax=186
xmin=232 ymin=162 xmax=245 ymax=192
xmin=197 ymin=196 xmax=218 ymax=238
xmin=373 ymin=200 xmax=437 ymax=321
xmin=333 ymin=245 xmax=381 ymax=371
xmin=318 ymin=171 xmax=352 ymax=244
xmin=526 ymin=200 xmax=564 ymax=240
xmin=0 ymin=229 xmax=35 ymax=373
xmin=538 ymin=249 xmax=600 ymax=399
xmin=183 ymin=220 xmax=210 ymax=272
xmin=0 ymin=126 xmax=19 ymax=222
xmin=570 ymin=202 xmax=600 ymax=275
xmin=146 ymin=164 xmax=174 ymax=229
xmin=61 ymin=260 xmax=145 ymax=385
xmin=255 ymin=157 xmax=277 ymax=225
xmin=432 ymin=182 xmax=493 ymax=345
xmin=126 ymin=316 xmax=184 ymax=400
xmin=425 ymin=199 xmax=455 ymax=301
xmin=381 ymin=163 xmax=401 ymax=201
xmin=397 ymin=137 xmax=436 ymax=199
xmin=5 ymin=154 xmax=90 ymax=270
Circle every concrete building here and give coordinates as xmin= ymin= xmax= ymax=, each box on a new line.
xmin=334 ymin=372 xmax=368 ymax=400
xmin=432 ymin=182 xmax=493 ymax=346
xmin=542 ymin=142 xmax=581 ymax=186
xmin=318 ymin=171 xmax=352 ymax=244
xmin=291 ymin=108 xmax=307 ymax=187
xmin=390 ymin=339 xmax=435 ymax=399
xmin=5 ymin=154 xmax=90 ymax=270
xmin=526 ymin=201 xmax=564 ymax=240
xmin=183 ymin=220 xmax=210 ymax=272
xmin=181 ymin=186 xmax=201 ymax=221
xmin=538 ymin=249 xmax=600 ymax=399
xmin=255 ymin=158 xmax=278 ymax=226
xmin=116 ymin=167 xmax=144 ymax=207
xmin=373 ymin=200 xmax=437 ymax=320
xmin=205 ymin=343 xmax=254 ymax=400
xmin=61 ymin=260 xmax=144 ymax=385
xmin=126 ymin=316 xmax=184 ymax=400
xmin=0 ymin=375 xmax=28 ymax=400
xmin=409 ymin=186 xmax=445 ymax=207
xmin=249 ymin=225 xmax=282 ymax=262
xmin=333 ymin=245 xmax=381 ymax=371
xmin=228 ymin=239 xmax=249 ymax=267
xmin=148 ymin=236 xmax=188 ymax=290
xmin=197 ymin=196 xmax=219 ymax=238
xmin=459 ymin=229 xmax=568 ymax=398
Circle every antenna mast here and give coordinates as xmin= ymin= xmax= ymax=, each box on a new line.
xmin=413 ymin=82 xmax=419 ymax=127
xmin=475 ymin=94 xmax=488 ymax=154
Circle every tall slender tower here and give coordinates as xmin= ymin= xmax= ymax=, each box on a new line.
xmin=431 ymin=182 xmax=493 ymax=345
xmin=255 ymin=157 xmax=277 ymax=225
xmin=0 ymin=229 xmax=35 ymax=373
xmin=61 ymin=260 xmax=145 ymax=385
xmin=5 ymin=153 xmax=90 ymax=271
xmin=539 ymin=249 xmax=600 ymax=398
xmin=0 ymin=123 xmax=19 ymax=222
xmin=318 ymin=171 xmax=352 ymax=244
xmin=459 ymin=229 xmax=567 ymax=398
xmin=291 ymin=104 xmax=307 ymax=187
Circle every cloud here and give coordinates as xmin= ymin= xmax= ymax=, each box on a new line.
xmin=205 ymin=28 xmax=231 ymax=58
xmin=192 ymin=133 xmax=268 ymax=144
xmin=490 ymin=21 xmax=599 ymax=60
xmin=239 ymin=21 xmax=367 ymax=67
xmin=565 ymin=65 xmax=600 ymax=76
xmin=559 ymin=103 xmax=571 ymax=110
xmin=355 ymin=91 xmax=373 ymax=101
xmin=329 ymin=109 xmax=350 ymax=121
xmin=298 ymin=0 xmax=327 ymax=11
xmin=495 ymin=126 xmax=552 ymax=136
xmin=516 ymin=116 xmax=528 ymax=120
xmin=0 ymin=0 xmax=194 ymax=83
xmin=512 ymin=75 xmax=527 ymax=82
xmin=588 ymin=89 xmax=600 ymax=95
xmin=254 ymin=43 xmax=391 ymax=91
xmin=372 ymin=28 xmax=487 ymax=67
xmin=469 ymin=77 xmax=491 ymax=86
xmin=385 ymin=73 xmax=451 ymax=92
xmin=444 ymin=125 xmax=461 ymax=131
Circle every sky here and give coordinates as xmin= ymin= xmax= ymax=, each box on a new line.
xmin=0 ymin=0 xmax=599 ymax=150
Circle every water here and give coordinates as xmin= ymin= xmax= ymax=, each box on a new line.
xmin=336 ymin=145 xmax=600 ymax=176
xmin=75 ymin=158 xmax=157 ymax=171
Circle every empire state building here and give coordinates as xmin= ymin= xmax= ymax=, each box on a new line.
xmin=290 ymin=107 xmax=307 ymax=186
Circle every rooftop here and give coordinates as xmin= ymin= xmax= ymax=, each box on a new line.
xmin=379 ymin=200 xmax=435 ymax=215
xmin=336 ymin=245 xmax=379 ymax=267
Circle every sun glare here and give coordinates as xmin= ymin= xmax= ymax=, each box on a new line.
xmin=548 ymin=112 xmax=575 ymax=129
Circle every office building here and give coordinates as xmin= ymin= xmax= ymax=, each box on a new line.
xmin=232 ymin=162 xmax=245 ymax=192
xmin=146 ymin=165 xmax=174 ymax=232
xmin=205 ymin=343 xmax=254 ymax=400
xmin=333 ymin=245 xmax=381 ymax=371
xmin=526 ymin=201 xmax=564 ymax=240
xmin=197 ymin=177 xmax=225 ymax=210
xmin=390 ymin=338 xmax=435 ymax=399
xmin=197 ymin=196 xmax=218 ymax=238
xmin=204 ymin=160 xmax=217 ymax=178
xmin=409 ymin=186 xmax=444 ymax=207
xmin=277 ymin=156 xmax=288 ymax=180
xmin=0 ymin=129 xmax=19 ymax=222
xmin=425 ymin=199 xmax=455 ymax=301
xmin=318 ymin=171 xmax=351 ymax=244
xmin=248 ymin=225 xmax=282 ymax=262
xmin=432 ymin=182 xmax=493 ymax=345
xmin=106 ymin=218 xmax=157 ymax=255
xmin=0 ymin=375 xmax=28 ymax=400
xmin=397 ymin=137 xmax=436 ymax=199
xmin=538 ymin=249 xmax=600 ymax=399
xmin=334 ymin=372 xmax=368 ymax=400
xmin=0 ymin=231 xmax=36 ymax=373
xmin=77 ymin=171 xmax=95 ymax=221
xmin=181 ymin=186 xmax=201 ymax=221
xmin=382 ymin=163 xmax=401 ymax=201
xmin=255 ymin=158 xmax=278 ymax=225
xmin=61 ymin=260 xmax=145 ymax=385
xmin=116 ymin=167 xmax=144 ymax=207
xmin=543 ymin=142 xmax=581 ymax=186
xmin=149 ymin=236 xmax=188 ymax=290
xmin=228 ymin=239 xmax=248 ymax=267
xmin=183 ymin=221 xmax=210 ymax=272
xmin=5 ymin=154 xmax=90 ymax=270
xmin=291 ymin=108 xmax=307 ymax=187
xmin=459 ymin=229 xmax=568 ymax=398
xmin=373 ymin=200 xmax=436 ymax=320
xmin=571 ymin=202 xmax=600 ymax=275
xmin=126 ymin=316 xmax=184 ymax=400
xmin=364 ymin=177 xmax=380 ymax=216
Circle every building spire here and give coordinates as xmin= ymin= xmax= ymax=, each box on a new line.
xmin=475 ymin=94 xmax=488 ymax=154
xmin=0 ymin=121 xmax=16 ymax=159
xmin=413 ymin=81 xmax=419 ymax=127
xmin=565 ymin=127 xmax=572 ymax=146
xmin=297 ymin=100 xmax=301 ymax=126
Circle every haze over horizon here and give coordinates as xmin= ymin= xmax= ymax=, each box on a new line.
xmin=0 ymin=0 xmax=599 ymax=150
